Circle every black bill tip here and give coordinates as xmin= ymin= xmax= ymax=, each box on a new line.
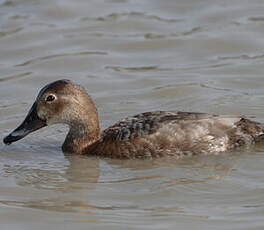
xmin=3 ymin=136 xmax=12 ymax=145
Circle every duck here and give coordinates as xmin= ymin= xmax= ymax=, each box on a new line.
xmin=3 ymin=79 xmax=264 ymax=159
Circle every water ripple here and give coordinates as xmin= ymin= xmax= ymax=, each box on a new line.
xmin=1 ymin=0 xmax=15 ymax=6
xmin=218 ymin=54 xmax=264 ymax=61
xmin=81 ymin=12 xmax=183 ymax=23
xmin=0 ymin=72 xmax=32 ymax=82
xmin=199 ymin=83 xmax=232 ymax=92
xmin=175 ymin=62 xmax=232 ymax=71
xmin=99 ymin=175 xmax=163 ymax=184
xmin=105 ymin=65 xmax=172 ymax=72
xmin=144 ymin=27 xmax=204 ymax=39
xmin=248 ymin=16 xmax=264 ymax=22
xmin=16 ymin=51 xmax=108 ymax=67
xmin=0 ymin=27 xmax=23 ymax=38
xmin=162 ymin=174 xmax=226 ymax=187
xmin=0 ymin=198 xmax=186 ymax=216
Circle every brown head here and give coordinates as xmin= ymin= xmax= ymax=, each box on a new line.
xmin=3 ymin=79 xmax=100 ymax=150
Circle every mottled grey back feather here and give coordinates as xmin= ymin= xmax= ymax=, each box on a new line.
xmin=102 ymin=111 xmax=226 ymax=141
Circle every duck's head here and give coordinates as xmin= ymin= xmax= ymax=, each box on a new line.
xmin=3 ymin=79 xmax=99 ymax=145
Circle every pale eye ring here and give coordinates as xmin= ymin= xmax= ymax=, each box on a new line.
xmin=45 ymin=94 xmax=56 ymax=102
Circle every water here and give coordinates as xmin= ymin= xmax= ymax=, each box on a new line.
xmin=1 ymin=0 xmax=264 ymax=229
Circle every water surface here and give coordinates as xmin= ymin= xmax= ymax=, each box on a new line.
xmin=1 ymin=0 xmax=264 ymax=229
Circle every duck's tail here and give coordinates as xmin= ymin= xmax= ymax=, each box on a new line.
xmin=236 ymin=118 xmax=264 ymax=143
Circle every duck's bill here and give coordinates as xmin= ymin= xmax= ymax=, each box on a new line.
xmin=3 ymin=102 xmax=47 ymax=145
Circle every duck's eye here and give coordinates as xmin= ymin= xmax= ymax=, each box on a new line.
xmin=45 ymin=94 xmax=56 ymax=102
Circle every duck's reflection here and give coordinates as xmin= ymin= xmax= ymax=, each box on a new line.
xmin=63 ymin=154 xmax=100 ymax=185
xmin=0 ymin=148 xmax=236 ymax=215
xmin=0 ymin=152 xmax=101 ymax=214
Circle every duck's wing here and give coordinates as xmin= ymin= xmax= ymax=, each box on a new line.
xmin=90 ymin=111 xmax=264 ymax=158
xmin=102 ymin=111 xmax=242 ymax=141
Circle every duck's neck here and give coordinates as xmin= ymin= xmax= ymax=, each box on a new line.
xmin=62 ymin=116 xmax=100 ymax=154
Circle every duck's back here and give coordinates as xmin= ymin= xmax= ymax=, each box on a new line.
xmin=87 ymin=111 xmax=264 ymax=158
